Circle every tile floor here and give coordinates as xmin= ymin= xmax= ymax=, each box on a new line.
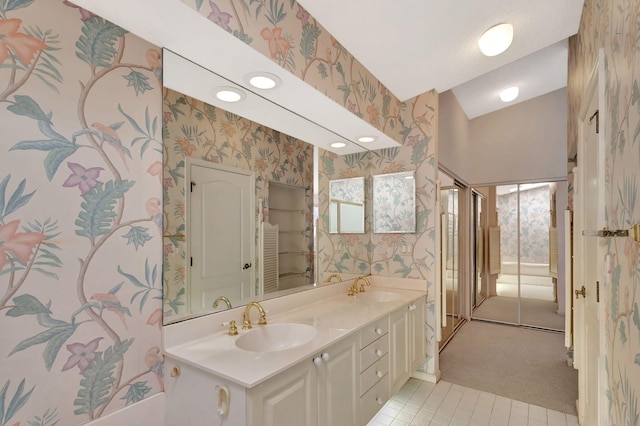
xmin=368 ymin=379 xmax=579 ymax=426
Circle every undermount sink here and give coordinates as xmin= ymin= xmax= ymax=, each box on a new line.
xmin=358 ymin=291 xmax=400 ymax=303
xmin=235 ymin=323 xmax=318 ymax=352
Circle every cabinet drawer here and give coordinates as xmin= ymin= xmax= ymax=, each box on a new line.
xmin=360 ymin=373 xmax=390 ymax=423
xmin=360 ymin=354 xmax=388 ymax=396
xmin=359 ymin=317 xmax=389 ymax=348
xmin=359 ymin=333 xmax=389 ymax=372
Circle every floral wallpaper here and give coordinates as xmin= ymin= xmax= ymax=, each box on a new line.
xmin=317 ymin=89 xmax=439 ymax=376
xmin=0 ymin=1 xmax=163 ymax=425
xmin=498 ymin=186 xmax=550 ymax=264
xmin=182 ymin=0 xmax=405 ymax=145
xmin=162 ymin=88 xmax=314 ymax=321
xmin=568 ymin=0 xmax=640 ymax=423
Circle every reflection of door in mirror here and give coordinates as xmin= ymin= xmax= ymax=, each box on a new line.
xmin=329 ymin=177 xmax=365 ymax=234
xmin=188 ymin=160 xmax=254 ymax=312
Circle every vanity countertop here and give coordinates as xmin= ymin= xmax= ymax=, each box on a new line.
xmin=163 ymin=281 xmax=426 ymax=388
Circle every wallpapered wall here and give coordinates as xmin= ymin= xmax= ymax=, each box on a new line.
xmin=162 ymin=88 xmax=314 ymax=321
xmin=183 ymin=0 xmax=405 ymax=145
xmin=317 ymin=90 xmax=439 ymax=376
xmin=0 ymin=1 xmax=163 ymax=425
xmin=568 ymin=0 xmax=640 ymax=423
xmin=498 ymin=186 xmax=550 ymax=264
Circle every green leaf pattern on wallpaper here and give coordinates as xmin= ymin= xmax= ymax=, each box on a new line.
xmin=1 ymin=1 xmax=162 ymax=424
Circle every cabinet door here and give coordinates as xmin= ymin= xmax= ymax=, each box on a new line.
xmin=389 ymin=307 xmax=410 ymax=395
xmin=409 ymin=299 xmax=426 ymax=370
xmin=317 ymin=335 xmax=359 ymax=426
xmin=248 ymin=359 xmax=317 ymax=426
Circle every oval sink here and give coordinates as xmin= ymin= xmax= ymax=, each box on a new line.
xmin=235 ymin=323 xmax=318 ymax=352
xmin=358 ymin=291 xmax=400 ymax=303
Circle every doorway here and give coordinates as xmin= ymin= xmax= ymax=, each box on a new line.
xmin=472 ymin=182 xmax=564 ymax=331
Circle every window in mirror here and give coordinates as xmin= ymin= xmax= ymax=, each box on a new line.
xmin=373 ymin=171 xmax=416 ymax=233
xmin=329 ymin=177 xmax=365 ymax=234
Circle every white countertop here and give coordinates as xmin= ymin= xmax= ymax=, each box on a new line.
xmin=163 ymin=280 xmax=426 ymax=388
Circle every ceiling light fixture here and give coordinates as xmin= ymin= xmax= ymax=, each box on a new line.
xmin=358 ymin=136 xmax=376 ymax=143
xmin=331 ymin=142 xmax=347 ymax=148
xmin=499 ymin=86 xmax=519 ymax=102
xmin=478 ymin=23 xmax=513 ymax=57
xmin=245 ymin=72 xmax=282 ymax=90
xmin=214 ymin=87 xmax=245 ymax=103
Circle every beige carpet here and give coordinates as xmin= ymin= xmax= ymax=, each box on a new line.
xmin=440 ymin=321 xmax=578 ymax=415
xmin=473 ymin=296 xmax=565 ymax=331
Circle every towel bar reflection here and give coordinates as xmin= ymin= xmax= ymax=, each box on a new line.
xmin=163 ymin=233 xmax=185 ymax=239
xmin=216 ymin=385 xmax=230 ymax=417
xmin=582 ymin=225 xmax=639 ymax=241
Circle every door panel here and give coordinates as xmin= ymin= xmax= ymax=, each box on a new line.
xmin=189 ymin=163 xmax=253 ymax=311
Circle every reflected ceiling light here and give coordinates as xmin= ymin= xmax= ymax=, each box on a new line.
xmin=499 ymin=86 xmax=519 ymax=102
xmin=330 ymin=142 xmax=347 ymax=148
xmin=358 ymin=136 xmax=376 ymax=143
xmin=214 ymin=87 xmax=245 ymax=102
xmin=245 ymin=72 xmax=282 ymax=90
xmin=478 ymin=23 xmax=513 ymax=57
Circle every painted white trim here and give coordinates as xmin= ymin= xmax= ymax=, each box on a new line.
xmin=412 ymin=369 xmax=440 ymax=384
xmin=85 ymin=392 xmax=165 ymax=426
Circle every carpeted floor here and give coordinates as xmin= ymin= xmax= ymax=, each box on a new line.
xmin=439 ymin=320 xmax=578 ymax=415
xmin=473 ymin=296 xmax=565 ymax=331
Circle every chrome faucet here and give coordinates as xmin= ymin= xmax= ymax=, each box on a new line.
xmin=326 ymin=273 xmax=342 ymax=282
xmin=212 ymin=296 xmax=232 ymax=310
xmin=243 ymin=302 xmax=267 ymax=329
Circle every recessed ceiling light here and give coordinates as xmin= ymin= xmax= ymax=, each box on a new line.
xmin=358 ymin=136 xmax=376 ymax=143
xmin=499 ymin=86 xmax=519 ymax=102
xmin=214 ymin=87 xmax=245 ymax=102
xmin=245 ymin=72 xmax=282 ymax=90
xmin=331 ymin=142 xmax=346 ymax=148
xmin=478 ymin=23 xmax=513 ymax=57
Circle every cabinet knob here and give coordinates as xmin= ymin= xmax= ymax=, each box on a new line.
xmin=170 ymin=366 xmax=180 ymax=377
xmin=375 ymin=349 xmax=383 ymax=357
xmin=376 ymin=397 xmax=384 ymax=405
xmin=376 ymin=370 xmax=383 ymax=378
xmin=408 ymin=304 xmax=416 ymax=311
xmin=375 ymin=328 xmax=383 ymax=335
xmin=313 ymin=356 xmax=322 ymax=366
xmin=321 ymin=352 xmax=330 ymax=362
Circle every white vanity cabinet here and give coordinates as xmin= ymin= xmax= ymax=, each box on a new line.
xmin=389 ymin=297 xmax=426 ymax=395
xmin=359 ymin=316 xmax=391 ymax=422
xmin=164 ymin=360 xmax=248 ymax=426
xmin=247 ymin=357 xmax=318 ymax=426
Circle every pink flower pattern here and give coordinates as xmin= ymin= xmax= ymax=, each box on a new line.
xmin=0 ymin=220 xmax=46 ymax=271
xmin=62 ymin=337 xmax=103 ymax=373
xmin=62 ymin=162 xmax=103 ymax=196
xmin=207 ymin=1 xmax=232 ymax=31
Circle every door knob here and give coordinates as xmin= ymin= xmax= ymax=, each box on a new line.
xmin=243 ymin=263 xmax=252 ymax=270
xmin=575 ymin=285 xmax=586 ymax=299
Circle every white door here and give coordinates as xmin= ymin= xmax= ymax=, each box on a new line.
xmin=188 ymin=161 xmax=254 ymax=311
xmin=575 ymin=55 xmax=606 ymax=425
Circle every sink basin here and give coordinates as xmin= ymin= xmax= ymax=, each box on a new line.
xmin=235 ymin=323 xmax=318 ymax=352
xmin=358 ymin=291 xmax=400 ymax=303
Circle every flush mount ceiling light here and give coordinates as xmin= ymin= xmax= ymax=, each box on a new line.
xmin=330 ymin=142 xmax=347 ymax=148
xmin=499 ymin=86 xmax=519 ymax=102
xmin=245 ymin=72 xmax=282 ymax=90
xmin=358 ymin=136 xmax=376 ymax=143
xmin=478 ymin=23 xmax=513 ymax=57
xmin=214 ymin=87 xmax=245 ymax=103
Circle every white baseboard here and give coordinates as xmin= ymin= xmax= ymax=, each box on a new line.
xmin=86 ymin=392 xmax=165 ymax=426
xmin=412 ymin=369 xmax=440 ymax=384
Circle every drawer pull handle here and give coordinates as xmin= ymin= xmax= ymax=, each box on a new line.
xmin=321 ymin=352 xmax=330 ymax=362
xmin=376 ymin=397 xmax=384 ymax=405
xmin=170 ymin=366 xmax=180 ymax=377
xmin=375 ymin=328 xmax=383 ymax=335
xmin=376 ymin=370 xmax=383 ymax=378
xmin=313 ymin=356 xmax=322 ymax=366
xmin=375 ymin=349 xmax=383 ymax=357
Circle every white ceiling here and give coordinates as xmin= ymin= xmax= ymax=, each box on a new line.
xmin=297 ymin=0 xmax=583 ymax=117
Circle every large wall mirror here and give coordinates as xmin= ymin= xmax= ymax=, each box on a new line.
xmin=162 ymin=55 xmax=370 ymax=324
xmin=373 ymin=171 xmax=416 ymax=233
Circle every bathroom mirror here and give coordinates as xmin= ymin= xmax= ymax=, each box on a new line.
xmin=329 ymin=177 xmax=365 ymax=234
xmin=161 ymin=55 xmax=370 ymax=324
xmin=373 ymin=171 xmax=416 ymax=233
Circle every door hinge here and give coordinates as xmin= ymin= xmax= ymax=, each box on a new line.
xmin=589 ymin=109 xmax=599 ymax=134
xmin=190 ymin=181 xmax=196 ymax=192
xmin=190 ymin=257 xmax=193 ymax=267
xmin=596 ymin=280 xmax=600 ymax=303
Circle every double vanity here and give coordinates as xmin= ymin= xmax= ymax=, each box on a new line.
xmin=163 ymin=276 xmax=427 ymax=425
